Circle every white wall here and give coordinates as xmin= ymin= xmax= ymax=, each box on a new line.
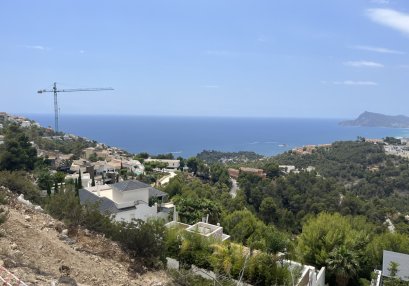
xmin=114 ymin=203 xmax=159 ymax=222
xmin=120 ymin=188 xmax=150 ymax=203
xmin=316 ymin=267 xmax=325 ymax=286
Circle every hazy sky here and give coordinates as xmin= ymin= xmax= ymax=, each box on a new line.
xmin=1 ymin=0 xmax=409 ymax=118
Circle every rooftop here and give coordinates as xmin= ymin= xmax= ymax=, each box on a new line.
xmin=111 ymin=180 xmax=152 ymax=192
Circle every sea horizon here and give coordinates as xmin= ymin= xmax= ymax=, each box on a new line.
xmin=24 ymin=113 xmax=409 ymax=158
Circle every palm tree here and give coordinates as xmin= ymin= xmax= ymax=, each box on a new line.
xmin=325 ymin=245 xmax=360 ymax=286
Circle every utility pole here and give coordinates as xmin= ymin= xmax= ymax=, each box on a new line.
xmin=38 ymin=82 xmax=114 ymax=132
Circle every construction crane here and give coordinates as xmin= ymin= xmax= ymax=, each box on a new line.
xmin=37 ymin=82 xmax=114 ymax=132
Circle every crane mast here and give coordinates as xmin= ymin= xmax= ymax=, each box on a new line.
xmin=38 ymin=82 xmax=114 ymax=132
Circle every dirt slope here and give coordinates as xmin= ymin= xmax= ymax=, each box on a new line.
xmin=0 ymin=196 xmax=171 ymax=286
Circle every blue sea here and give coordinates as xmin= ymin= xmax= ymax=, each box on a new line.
xmin=26 ymin=114 xmax=409 ymax=158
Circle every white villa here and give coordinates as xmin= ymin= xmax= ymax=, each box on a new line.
xmin=79 ymin=180 xmax=173 ymax=222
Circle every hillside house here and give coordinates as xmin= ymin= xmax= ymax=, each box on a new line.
xmin=79 ymin=180 xmax=172 ymax=222
xmin=122 ymin=159 xmax=144 ymax=175
xmin=228 ymin=168 xmax=240 ymax=179
xmin=145 ymin=159 xmax=180 ymax=170
xmin=239 ymin=167 xmax=266 ymax=178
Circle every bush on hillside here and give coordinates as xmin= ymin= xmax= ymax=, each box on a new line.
xmin=0 ymin=171 xmax=41 ymax=203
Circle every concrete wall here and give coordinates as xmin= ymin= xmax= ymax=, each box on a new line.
xmin=113 ymin=203 xmax=169 ymax=223
xmin=114 ymin=188 xmax=150 ymax=204
xmin=316 ymin=267 xmax=325 ymax=286
xmin=114 ymin=204 xmax=158 ymax=222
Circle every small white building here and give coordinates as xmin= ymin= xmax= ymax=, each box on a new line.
xmin=20 ymin=120 xmax=32 ymax=128
xmin=79 ymin=180 xmax=172 ymax=222
xmin=66 ymin=172 xmax=91 ymax=188
xmin=165 ymin=220 xmax=231 ymax=242
xmin=279 ymin=165 xmax=298 ymax=174
xmin=122 ymin=159 xmax=144 ymax=175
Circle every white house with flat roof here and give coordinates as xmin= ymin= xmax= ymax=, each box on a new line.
xmin=79 ymin=180 xmax=173 ymax=222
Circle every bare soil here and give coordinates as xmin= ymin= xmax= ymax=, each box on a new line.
xmin=0 ymin=197 xmax=171 ymax=286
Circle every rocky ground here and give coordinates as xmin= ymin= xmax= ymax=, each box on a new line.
xmin=0 ymin=194 xmax=171 ymax=286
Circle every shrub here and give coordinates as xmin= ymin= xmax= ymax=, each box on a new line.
xmin=0 ymin=188 xmax=9 ymax=225
xmin=113 ymin=218 xmax=167 ymax=268
xmin=0 ymin=171 xmax=41 ymax=203
xmin=46 ymin=190 xmax=83 ymax=226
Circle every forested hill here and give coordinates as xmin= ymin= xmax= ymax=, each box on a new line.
xmin=231 ymin=140 xmax=409 ymax=234
xmin=340 ymin=111 xmax=409 ymax=128
xmin=275 ymin=141 xmax=386 ymax=180
xmin=274 ymin=141 xmax=409 ymax=198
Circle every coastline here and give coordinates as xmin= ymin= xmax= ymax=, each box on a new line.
xmin=15 ymin=113 xmax=408 ymax=158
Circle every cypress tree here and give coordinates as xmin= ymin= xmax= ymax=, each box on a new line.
xmin=54 ymin=181 xmax=59 ymax=194
xmin=78 ymin=170 xmax=83 ymax=189
xmin=74 ymin=178 xmax=79 ymax=197
xmin=91 ymin=176 xmax=95 ymax=187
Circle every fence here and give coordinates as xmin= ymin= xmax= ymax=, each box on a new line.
xmin=0 ymin=266 xmax=27 ymax=286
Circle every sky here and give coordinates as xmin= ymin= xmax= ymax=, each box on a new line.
xmin=1 ymin=0 xmax=409 ymax=118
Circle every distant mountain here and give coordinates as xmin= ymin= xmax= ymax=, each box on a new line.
xmin=340 ymin=111 xmax=409 ymax=128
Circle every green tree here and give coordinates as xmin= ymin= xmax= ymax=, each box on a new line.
xmin=325 ymin=245 xmax=360 ymax=286
xmin=210 ymin=243 xmax=245 ymax=278
xmin=173 ymin=196 xmax=221 ymax=224
xmin=37 ymin=170 xmax=53 ymax=194
xmin=388 ymin=261 xmax=399 ymax=277
xmin=54 ymin=181 xmax=59 ymax=194
xmin=78 ymin=170 xmax=83 ymax=189
xmin=74 ymin=178 xmax=79 ymax=197
xmin=136 ymin=152 xmax=150 ymax=159
xmin=177 ymin=156 xmax=185 ymax=170
xmin=222 ymin=209 xmax=259 ymax=244
xmin=113 ymin=218 xmax=167 ymax=267
xmin=366 ymin=232 xmax=409 ymax=269
xmin=0 ymin=125 xmax=37 ymax=171
xmin=0 ymin=188 xmax=9 ymax=225
xmin=53 ymin=172 xmax=66 ymax=185
xmin=259 ymin=197 xmax=279 ymax=224
xmin=297 ymin=213 xmax=370 ymax=282
xmin=186 ymin=157 xmax=199 ymax=174
xmin=164 ymin=176 xmax=183 ymax=197
xmin=264 ymin=162 xmax=281 ymax=179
